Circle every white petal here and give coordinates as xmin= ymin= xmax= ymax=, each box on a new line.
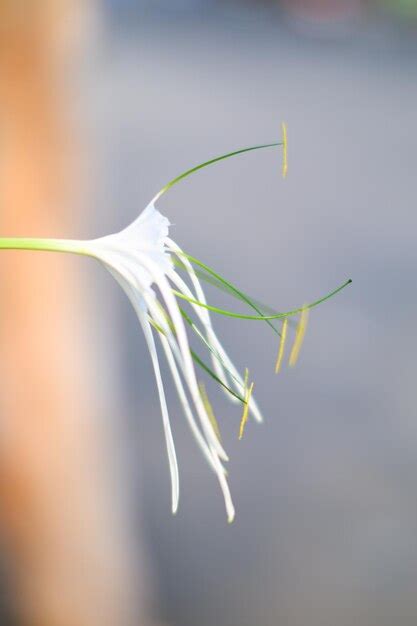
xmin=101 ymin=254 xmax=180 ymax=514
xmin=166 ymin=238 xmax=212 ymax=324
xmin=166 ymin=255 xmax=264 ymax=423
xmin=157 ymin=328 xmax=221 ymax=474
xmin=144 ymin=289 xmax=229 ymax=463
xmin=166 ymin=240 xmax=243 ymax=401
xmin=150 ymin=313 xmax=235 ymax=522
xmin=217 ymin=462 xmax=235 ymax=523
xmin=167 ymin=266 xmax=232 ymax=392
xmin=135 ymin=252 xmax=230 ymax=460
xmin=138 ymin=313 xmax=180 ymax=514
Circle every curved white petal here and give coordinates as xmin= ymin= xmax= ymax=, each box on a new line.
xmin=104 ymin=256 xmax=180 ymax=514
xmin=105 ymin=253 xmax=234 ymax=520
xmin=157 ymin=331 xmax=220 ymax=473
xmin=166 ymin=265 xmax=232 ymax=393
xmin=134 ymin=252 xmax=229 ymax=461
xmin=166 ymin=262 xmax=264 ymax=423
xmin=150 ymin=315 xmax=234 ymax=522
xmin=144 ymin=289 xmax=229 ymax=463
xmin=138 ymin=313 xmax=180 ymax=514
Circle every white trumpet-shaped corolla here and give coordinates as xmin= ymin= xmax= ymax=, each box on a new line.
xmin=0 ymin=134 xmax=351 ymax=521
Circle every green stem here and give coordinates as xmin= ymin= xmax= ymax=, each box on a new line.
xmin=0 ymin=237 xmax=89 ymax=255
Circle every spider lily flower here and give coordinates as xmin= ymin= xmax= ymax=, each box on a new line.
xmin=0 ymin=135 xmax=351 ymax=522
xmin=84 ymin=200 xmax=265 ymax=523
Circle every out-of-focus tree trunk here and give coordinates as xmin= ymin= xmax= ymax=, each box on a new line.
xmin=0 ymin=3 xmax=151 ymax=625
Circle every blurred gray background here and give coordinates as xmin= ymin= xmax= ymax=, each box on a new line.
xmin=80 ymin=1 xmax=417 ymax=625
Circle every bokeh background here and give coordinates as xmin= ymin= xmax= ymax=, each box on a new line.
xmin=1 ymin=1 xmax=417 ymax=625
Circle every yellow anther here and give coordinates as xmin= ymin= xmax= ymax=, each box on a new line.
xmin=275 ymin=318 xmax=288 ymax=374
xmin=199 ymin=382 xmax=222 ymax=443
xmin=239 ymin=381 xmax=254 ymax=440
xmin=289 ymin=307 xmax=309 ymax=367
xmin=281 ymin=121 xmax=288 ymax=178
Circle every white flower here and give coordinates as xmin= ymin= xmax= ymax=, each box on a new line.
xmin=0 ymin=131 xmax=350 ymax=521
xmin=85 ymin=202 xmax=264 ymax=523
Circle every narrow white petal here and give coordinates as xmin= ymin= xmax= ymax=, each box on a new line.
xmin=165 ymin=241 xmax=248 ymax=409
xmin=217 ymin=462 xmax=235 ymax=523
xmin=157 ymin=329 xmax=222 ymax=474
xmin=135 ymin=253 xmax=230 ymax=461
xmin=166 ymin=239 xmax=230 ymax=385
xmin=135 ymin=307 xmax=180 ymax=514
xmin=144 ymin=290 xmax=229 ymax=463
xmin=146 ymin=293 xmax=228 ymax=473
xmin=150 ymin=309 xmax=235 ymax=522
xmin=153 ymin=320 xmax=234 ymax=522
xmin=166 ymin=238 xmax=212 ymax=324
xmin=166 ymin=258 xmax=264 ymax=423
xmin=166 ymin=268 xmax=232 ymax=389
xmin=102 ymin=255 xmax=180 ymax=514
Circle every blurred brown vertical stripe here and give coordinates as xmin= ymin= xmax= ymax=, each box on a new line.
xmin=0 ymin=3 xmax=144 ymax=625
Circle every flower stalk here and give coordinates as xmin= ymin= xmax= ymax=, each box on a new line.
xmin=0 ymin=237 xmax=88 ymax=255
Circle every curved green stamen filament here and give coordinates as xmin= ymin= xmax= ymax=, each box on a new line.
xmin=173 ymin=279 xmax=352 ymax=321
xmin=190 ymin=350 xmax=245 ymax=404
xmin=181 ymin=253 xmax=280 ymax=335
xmin=152 ymin=141 xmax=283 ymax=203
